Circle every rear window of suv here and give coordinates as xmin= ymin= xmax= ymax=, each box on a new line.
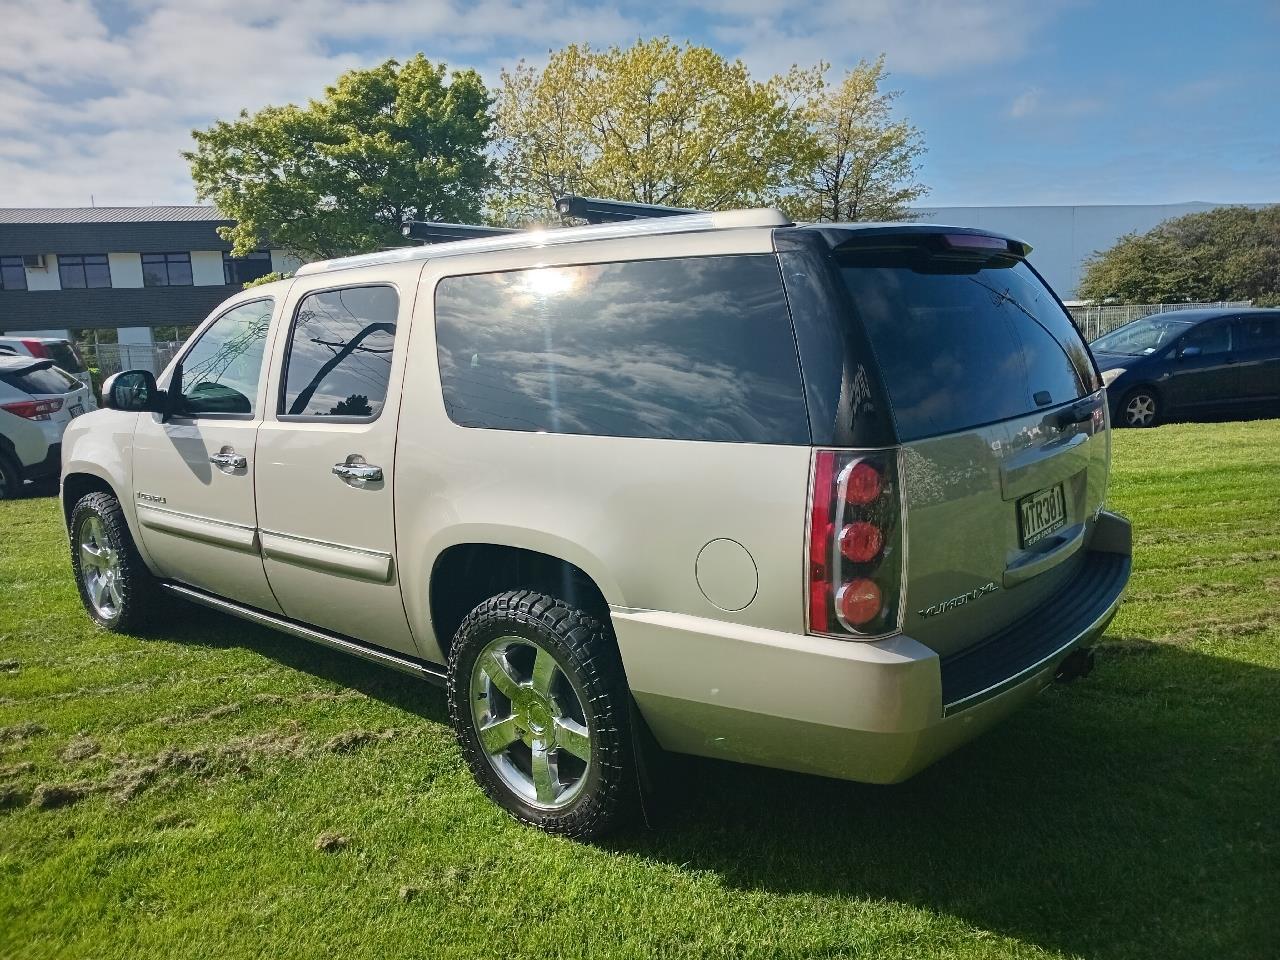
xmin=0 ymin=362 xmax=80 ymax=396
xmin=434 ymin=255 xmax=810 ymax=444
xmin=839 ymin=249 xmax=1095 ymax=441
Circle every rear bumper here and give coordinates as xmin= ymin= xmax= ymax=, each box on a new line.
xmin=23 ymin=442 xmax=62 ymax=480
xmin=615 ymin=511 xmax=1132 ymax=784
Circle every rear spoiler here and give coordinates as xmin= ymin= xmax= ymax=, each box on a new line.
xmin=822 ymin=224 xmax=1033 ymax=259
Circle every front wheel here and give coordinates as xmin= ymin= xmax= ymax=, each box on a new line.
xmin=447 ymin=590 xmax=635 ymax=839
xmin=1120 ymin=388 xmax=1160 ymax=428
xmin=69 ymin=491 xmax=160 ymax=631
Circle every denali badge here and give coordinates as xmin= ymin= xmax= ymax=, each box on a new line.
xmin=918 ymin=582 xmax=998 ymax=619
xmin=136 ymin=492 xmax=167 ymax=504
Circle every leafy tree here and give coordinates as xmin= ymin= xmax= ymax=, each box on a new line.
xmin=785 ymin=56 xmax=927 ymax=222
xmin=491 ymin=39 xmax=821 ymax=222
xmin=1079 ymin=205 xmax=1280 ymax=303
xmin=242 ymin=271 xmax=290 ymax=290
xmin=187 ymin=55 xmax=493 ymax=259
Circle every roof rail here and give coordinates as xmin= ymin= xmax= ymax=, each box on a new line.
xmin=295 ymin=207 xmax=791 ymax=277
xmin=554 ymin=195 xmax=701 ymax=224
xmin=402 ymin=221 xmax=520 ymax=244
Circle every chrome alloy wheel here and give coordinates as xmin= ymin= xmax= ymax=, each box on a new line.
xmin=1124 ymin=392 xmax=1156 ymax=427
xmin=77 ymin=516 xmax=123 ymax=619
xmin=469 ymin=635 xmax=593 ymax=810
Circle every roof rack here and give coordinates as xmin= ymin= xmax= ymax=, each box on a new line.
xmin=553 ymin=195 xmax=701 ymax=224
xmin=295 ymin=205 xmax=790 ymax=277
xmin=401 ymin=221 xmax=520 ymax=244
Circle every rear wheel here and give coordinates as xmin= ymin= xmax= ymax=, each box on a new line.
xmin=447 ymin=590 xmax=634 ymax=839
xmin=1120 ymin=388 xmax=1159 ymax=428
xmin=70 ymin=491 xmax=160 ymax=631
xmin=0 ymin=452 xmax=20 ymax=500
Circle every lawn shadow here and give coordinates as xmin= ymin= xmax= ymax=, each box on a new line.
xmin=616 ymin=641 xmax=1279 ymax=960
xmin=145 ymin=602 xmax=448 ymax=725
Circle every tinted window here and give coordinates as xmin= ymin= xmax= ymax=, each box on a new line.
xmin=0 ymin=256 xmax=26 ymax=290
xmin=1182 ymin=321 xmax=1231 ymax=357
xmin=281 ymin=286 xmax=398 ymax=418
xmin=0 ymin=363 xmax=79 ymax=395
xmin=142 ymin=252 xmax=193 ymax=287
xmin=58 ymin=254 xmax=111 ymax=289
xmin=178 ymin=299 xmax=272 ymax=416
xmin=45 ymin=341 xmax=85 ymax=373
xmin=434 ymin=256 xmax=809 ymax=444
xmin=840 ymin=253 xmax=1090 ymax=441
xmin=1238 ymin=315 xmax=1280 ymax=351
xmin=224 ymin=251 xmax=274 ymax=286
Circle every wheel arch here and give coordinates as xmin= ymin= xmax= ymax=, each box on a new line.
xmin=61 ymin=471 xmax=117 ymax=528
xmin=429 ymin=542 xmax=614 ymax=660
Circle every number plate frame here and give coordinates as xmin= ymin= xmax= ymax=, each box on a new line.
xmin=1018 ymin=483 xmax=1067 ymax=548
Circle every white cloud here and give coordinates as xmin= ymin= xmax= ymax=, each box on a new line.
xmin=0 ymin=0 xmax=1073 ymax=206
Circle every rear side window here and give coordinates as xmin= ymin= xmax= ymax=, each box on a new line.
xmin=840 ymin=253 xmax=1093 ymax=441
xmin=434 ymin=255 xmax=810 ymax=444
xmin=0 ymin=363 xmax=79 ymax=395
xmin=1238 ymin=315 xmax=1280 ymax=351
xmin=281 ymin=285 xmax=398 ymax=418
xmin=45 ymin=341 xmax=85 ymax=373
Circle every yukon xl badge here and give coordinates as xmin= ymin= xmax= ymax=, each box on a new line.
xmin=918 ymin=581 xmax=998 ymax=619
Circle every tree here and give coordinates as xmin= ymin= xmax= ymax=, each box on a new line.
xmin=491 ymin=39 xmax=821 ymax=223
xmin=785 ymin=56 xmax=927 ymax=222
xmin=187 ymin=55 xmax=493 ymax=259
xmin=1079 ymin=206 xmax=1280 ymax=303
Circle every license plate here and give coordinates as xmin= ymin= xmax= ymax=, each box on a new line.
xmin=68 ymin=403 xmax=85 ymax=418
xmin=1018 ymin=483 xmax=1066 ymax=547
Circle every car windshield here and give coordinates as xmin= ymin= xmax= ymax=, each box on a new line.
xmin=1091 ymin=316 xmax=1195 ymax=355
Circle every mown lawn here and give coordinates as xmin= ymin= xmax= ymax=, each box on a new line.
xmin=2 ymin=420 xmax=1278 ymax=959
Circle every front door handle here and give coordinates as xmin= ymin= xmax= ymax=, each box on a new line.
xmin=332 ymin=454 xmax=383 ymax=484
xmin=209 ymin=448 xmax=248 ymax=471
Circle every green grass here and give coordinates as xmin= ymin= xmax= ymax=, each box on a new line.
xmin=2 ymin=420 xmax=1278 ymax=959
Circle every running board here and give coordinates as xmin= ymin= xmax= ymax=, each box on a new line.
xmin=160 ymin=582 xmax=447 ymax=687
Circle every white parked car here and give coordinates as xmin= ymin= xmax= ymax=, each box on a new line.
xmin=0 ymin=356 xmax=93 ymax=498
xmin=0 ymin=336 xmax=96 ymax=406
xmin=59 ymin=208 xmax=1131 ymax=837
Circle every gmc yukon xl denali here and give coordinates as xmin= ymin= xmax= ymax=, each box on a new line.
xmin=61 ymin=208 xmax=1131 ymax=838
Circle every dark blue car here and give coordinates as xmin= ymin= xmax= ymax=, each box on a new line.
xmin=1091 ymin=308 xmax=1280 ymax=427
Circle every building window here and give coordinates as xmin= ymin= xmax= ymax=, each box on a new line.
xmin=142 ymin=252 xmax=193 ymax=287
xmin=59 ymin=254 xmax=111 ymax=289
xmin=223 ymin=250 xmax=273 ymax=286
xmin=0 ymin=256 xmax=26 ymax=291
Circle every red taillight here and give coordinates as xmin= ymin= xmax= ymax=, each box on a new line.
xmin=2 ymin=398 xmax=63 ymax=420
xmin=844 ymin=461 xmax=881 ymax=505
xmin=806 ymin=449 xmax=903 ymax=639
xmin=839 ymin=521 xmax=883 ymax=563
xmin=837 ymin=578 xmax=882 ymax=626
xmin=20 ymin=338 xmax=50 ymax=358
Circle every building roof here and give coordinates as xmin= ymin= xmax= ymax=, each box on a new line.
xmin=0 ymin=206 xmax=228 ymax=225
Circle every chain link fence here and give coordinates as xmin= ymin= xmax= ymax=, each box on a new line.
xmin=1067 ymin=301 xmax=1252 ymax=342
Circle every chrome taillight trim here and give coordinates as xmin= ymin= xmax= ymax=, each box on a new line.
xmin=803 ymin=445 xmax=908 ymax=642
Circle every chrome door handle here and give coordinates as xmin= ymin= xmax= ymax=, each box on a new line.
xmin=209 ymin=449 xmax=247 ymax=470
xmin=332 ymin=455 xmax=383 ymax=484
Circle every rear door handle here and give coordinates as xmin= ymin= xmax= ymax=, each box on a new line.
xmin=209 ymin=449 xmax=247 ymax=471
xmin=332 ymin=455 xmax=383 ymax=484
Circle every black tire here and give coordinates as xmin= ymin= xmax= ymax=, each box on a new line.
xmin=0 ymin=452 xmax=20 ymax=500
xmin=1119 ymin=387 xmax=1160 ymax=428
xmin=69 ymin=491 xmax=161 ymax=632
xmin=447 ymin=590 xmax=635 ymax=840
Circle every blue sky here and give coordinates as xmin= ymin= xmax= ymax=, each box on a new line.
xmin=1 ymin=0 xmax=1276 ymax=209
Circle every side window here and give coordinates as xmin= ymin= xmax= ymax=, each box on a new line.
xmin=280 ymin=286 xmax=399 ymax=419
xmin=1182 ymin=321 xmax=1232 ymax=357
xmin=177 ymin=299 xmax=273 ymax=417
xmin=434 ymin=255 xmax=810 ymax=444
xmin=1238 ymin=315 xmax=1280 ymax=352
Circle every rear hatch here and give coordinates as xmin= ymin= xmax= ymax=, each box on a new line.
xmin=0 ymin=359 xmax=93 ymax=438
xmin=836 ymin=232 xmax=1108 ymax=657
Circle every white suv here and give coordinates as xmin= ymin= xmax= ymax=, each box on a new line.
xmin=1 ymin=356 xmax=93 ymax=498
xmin=61 ymin=208 xmax=1131 ymax=837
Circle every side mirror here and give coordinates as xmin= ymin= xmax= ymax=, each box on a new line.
xmin=101 ymin=369 xmax=164 ymax=413
xmin=1179 ymin=345 xmax=1202 ymax=359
